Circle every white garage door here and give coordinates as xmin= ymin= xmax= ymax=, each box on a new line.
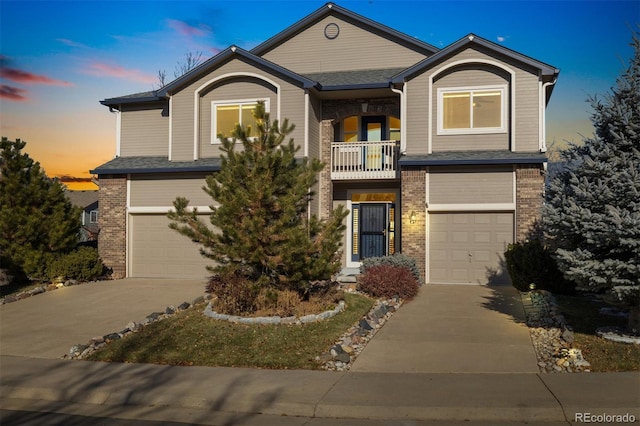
xmin=130 ymin=214 xmax=212 ymax=279
xmin=429 ymin=212 xmax=513 ymax=285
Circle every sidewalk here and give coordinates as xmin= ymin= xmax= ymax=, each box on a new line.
xmin=1 ymin=355 xmax=638 ymax=424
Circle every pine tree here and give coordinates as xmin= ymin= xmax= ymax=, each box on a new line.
xmin=168 ymin=102 xmax=348 ymax=292
xmin=543 ymin=33 xmax=640 ymax=333
xmin=0 ymin=137 xmax=82 ymax=281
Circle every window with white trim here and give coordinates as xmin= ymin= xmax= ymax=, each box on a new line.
xmin=438 ymin=86 xmax=506 ymax=134
xmin=89 ymin=210 xmax=98 ymax=223
xmin=211 ymin=100 xmax=269 ymax=143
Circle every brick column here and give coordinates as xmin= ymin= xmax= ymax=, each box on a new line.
xmin=98 ymin=174 xmax=127 ymax=278
xmin=401 ymin=167 xmax=426 ymax=282
xmin=515 ymin=164 xmax=545 ymax=241
xmin=318 ymin=120 xmax=334 ymax=221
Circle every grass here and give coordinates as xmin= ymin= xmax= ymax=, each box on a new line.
xmin=87 ymin=293 xmax=374 ymax=369
xmin=554 ymin=293 xmax=640 ymax=372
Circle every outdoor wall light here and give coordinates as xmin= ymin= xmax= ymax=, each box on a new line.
xmin=410 ymin=211 xmax=417 ymax=224
xmin=361 ymin=102 xmax=368 ymax=113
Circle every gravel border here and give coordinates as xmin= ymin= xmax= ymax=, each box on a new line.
xmin=521 ymin=289 xmax=591 ymax=373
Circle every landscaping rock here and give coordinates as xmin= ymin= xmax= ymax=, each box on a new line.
xmin=177 ymin=302 xmax=190 ymax=310
xmin=522 ymin=290 xmax=591 ymax=373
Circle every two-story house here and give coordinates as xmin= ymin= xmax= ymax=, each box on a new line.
xmin=92 ymin=3 xmax=558 ymax=284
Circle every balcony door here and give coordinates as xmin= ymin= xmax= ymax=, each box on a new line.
xmin=361 ymin=116 xmax=386 ymax=170
xmin=361 ymin=116 xmax=386 ymax=141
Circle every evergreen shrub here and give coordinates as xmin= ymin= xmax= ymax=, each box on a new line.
xmin=504 ymin=240 xmax=575 ymax=294
xmin=358 ymin=265 xmax=419 ymax=300
xmin=47 ymin=246 xmax=106 ymax=282
xmin=360 ymin=253 xmax=422 ymax=284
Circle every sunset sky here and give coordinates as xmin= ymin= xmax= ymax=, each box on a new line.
xmin=1 ymin=0 xmax=638 ymax=190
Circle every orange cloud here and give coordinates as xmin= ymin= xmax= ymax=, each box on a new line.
xmin=0 ymin=84 xmax=28 ymax=101
xmin=84 ymin=62 xmax=156 ymax=84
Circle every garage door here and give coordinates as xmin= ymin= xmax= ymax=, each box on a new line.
xmin=429 ymin=212 xmax=513 ymax=285
xmin=130 ymin=214 xmax=212 ymax=279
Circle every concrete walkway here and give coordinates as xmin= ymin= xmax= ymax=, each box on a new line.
xmin=1 ymin=279 xmax=639 ymax=424
xmin=0 ymin=279 xmax=206 ymax=358
xmin=352 ymin=284 xmax=539 ymax=373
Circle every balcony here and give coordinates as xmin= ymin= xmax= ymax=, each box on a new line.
xmin=330 ymin=140 xmax=400 ymax=180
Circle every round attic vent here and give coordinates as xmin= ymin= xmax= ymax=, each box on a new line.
xmin=324 ymin=22 xmax=340 ymax=40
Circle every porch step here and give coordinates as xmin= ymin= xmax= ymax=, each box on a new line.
xmin=336 ymin=267 xmax=360 ymax=289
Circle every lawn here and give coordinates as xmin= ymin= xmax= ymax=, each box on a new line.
xmin=554 ymin=294 xmax=640 ymax=372
xmin=87 ymin=292 xmax=374 ymax=369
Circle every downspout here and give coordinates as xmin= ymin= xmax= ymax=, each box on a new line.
xmin=390 ymin=84 xmax=406 ymax=154
xmin=540 ymin=77 xmax=557 ymax=153
xmin=109 ymin=106 xmax=121 ymax=157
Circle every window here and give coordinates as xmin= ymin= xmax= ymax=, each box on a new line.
xmin=438 ymin=86 xmax=506 ymax=134
xmin=89 ymin=210 xmax=98 ymax=223
xmin=389 ymin=116 xmax=401 ymax=141
xmin=343 ymin=116 xmax=358 ymax=142
xmin=211 ymin=100 xmax=269 ymax=143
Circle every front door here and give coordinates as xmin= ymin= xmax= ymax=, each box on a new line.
xmin=360 ymin=203 xmax=387 ymax=259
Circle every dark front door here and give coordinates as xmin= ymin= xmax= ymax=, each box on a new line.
xmin=360 ymin=203 xmax=387 ymax=259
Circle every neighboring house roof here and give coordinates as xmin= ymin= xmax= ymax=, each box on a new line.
xmin=399 ymin=150 xmax=548 ymax=166
xmin=303 ymin=67 xmax=407 ymax=90
xmin=391 ymin=33 xmax=560 ymax=83
xmin=65 ymin=190 xmax=98 ymax=210
xmin=90 ymin=156 xmax=222 ymax=175
xmin=251 ymin=2 xmax=439 ymax=57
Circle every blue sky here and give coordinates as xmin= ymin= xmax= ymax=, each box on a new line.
xmin=1 ymin=0 xmax=638 ymax=188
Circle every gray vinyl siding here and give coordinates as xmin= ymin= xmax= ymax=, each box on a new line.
xmin=120 ymin=104 xmax=168 ymax=157
xmin=129 ymin=173 xmax=213 ymax=207
xmin=308 ymin=95 xmax=322 ymax=159
xmin=169 ymin=57 xmax=306 ymax=161
xmin=428 ymin=166 xmax=513 ymax=205
xmin=404 ymin=46 xmax=542 ymax=155
xmin=261 ymin=15 xmax=426 ymax=74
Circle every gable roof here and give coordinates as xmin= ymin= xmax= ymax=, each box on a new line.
xmin=392 ymin=33 xmax=560 ymax=83
xmin=251 ymin=2 xmax=438 ymax=57
xmin=65 ymin=190 xmax=98 ymax=209
xmin=157 ymin=46 xmax=317 ymax=97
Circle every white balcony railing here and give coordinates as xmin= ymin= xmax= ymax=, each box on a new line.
xmin=330 ymin=140 xmax=399 ymax=180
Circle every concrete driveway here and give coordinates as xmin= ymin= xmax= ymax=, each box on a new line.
xmin=351 ymin=283 xmax=539 ymax=373
xmin=0 ymin=279 xmax=207 ymax=359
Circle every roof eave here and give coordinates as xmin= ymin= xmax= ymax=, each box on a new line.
xmin=399 ymin=157 xmax=547 ymax=166
xmin=90 ymin=165 xmax=222 ymax=175
xmin=319 ymin=82 xmax=390 ymax=91
xmin=391 ymin=33 xmax=559 ymax=83
xmin=100 ymin=94 xmax=165 ymax=108
xmin=158 ymin=47 xmax=316 ymax=96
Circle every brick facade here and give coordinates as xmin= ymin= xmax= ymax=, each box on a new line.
xmin=515 ymin=164 xmax=545 ymax=241
xmin=401 ymin=167 xmax=427 ymax=282
xmin=98 ymin=175 xmax=127 ymax=279
xmin=318 ymin=120 xmax=334 ymax=221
